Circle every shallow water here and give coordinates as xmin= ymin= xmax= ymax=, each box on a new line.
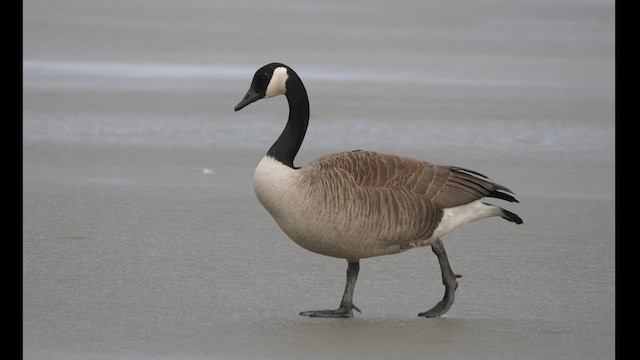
xmin=23 ymin=0 xmax=614 ymax=359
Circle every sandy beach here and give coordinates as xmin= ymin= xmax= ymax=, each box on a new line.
xmin=24 ymin=1 xmax=614 ymax=359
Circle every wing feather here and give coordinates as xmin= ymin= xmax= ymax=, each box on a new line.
xmin=306 ymin=150 xmax=518 ymax=208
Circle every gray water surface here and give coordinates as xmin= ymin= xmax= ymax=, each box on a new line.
xmin=24 ymin=1 xmax=614 ymax=359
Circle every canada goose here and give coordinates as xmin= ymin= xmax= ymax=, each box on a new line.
xmin=234 ymin=63 xmax=522 ymax=318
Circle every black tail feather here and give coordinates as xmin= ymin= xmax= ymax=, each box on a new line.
xmin=482 ymin=202 xmax=523 ymax=224
xmin=500 ymin=208 xmax=523 ymax=224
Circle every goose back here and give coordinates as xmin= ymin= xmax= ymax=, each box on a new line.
xmin=305 ymin=150 xmax=516 ymax=208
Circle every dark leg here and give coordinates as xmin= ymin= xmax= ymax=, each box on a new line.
xmin=419 ymin=238 xmax=459 ymax=317
xmin=300 ymin=261 xmax=361 ymax=318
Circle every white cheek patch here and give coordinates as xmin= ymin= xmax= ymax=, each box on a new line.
xmin=265 ymin=67 xmax=288 ymax=98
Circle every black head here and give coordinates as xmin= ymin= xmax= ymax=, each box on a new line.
xmin=234 ymin=63 xmax=290 ymax=111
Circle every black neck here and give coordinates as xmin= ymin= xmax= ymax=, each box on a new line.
xmin=266 ymin=72 xmax=309 ymax=168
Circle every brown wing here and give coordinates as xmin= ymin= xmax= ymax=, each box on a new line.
xmin=307 ymin=150 xmax=518 ymax=209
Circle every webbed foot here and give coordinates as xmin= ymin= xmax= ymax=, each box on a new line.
xmin=300 ymin=304 xmax=361 ymax=318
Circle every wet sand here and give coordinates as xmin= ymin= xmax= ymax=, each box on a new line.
xmin=23 ymin=1 xmax=614 ymax=359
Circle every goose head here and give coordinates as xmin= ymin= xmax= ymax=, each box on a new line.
xmin=235 ymin=63 xmax=290 ymax=111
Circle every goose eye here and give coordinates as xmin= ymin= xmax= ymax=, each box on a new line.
xmin=262 ymin=72 xmax=270 ymax=79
